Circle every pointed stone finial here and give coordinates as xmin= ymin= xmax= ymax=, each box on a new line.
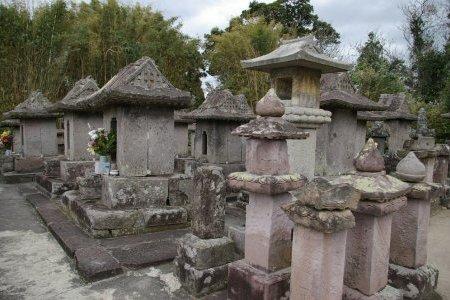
xmin=255 ymin=88 xmax=285 ymax=117
xmin=395 ymin=152 xmax=426 ymax=182
xmin=354 ymin=138 xmax=385 ymax=172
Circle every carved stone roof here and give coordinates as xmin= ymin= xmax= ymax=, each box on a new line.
xmin=358 ymin=93 xmax=417 ymax=121
xmin=241 ymin=35 xmax=351 ymax=73
xmin=320 ymin=73 xmax=386 ymax=111
xmin=50 ymin=76 xmax=99 ymax=112
xmin=0 ymin=119 xmax=20 ymax=127
xmin=174 ymin=109 xmax=194 ymax=123
xmin=3 ymin=91 xmax=60 ymax=119
xmin=186 ymin=89 xmax=255 ymax=121
xmin=76 ymin=57 xmax=191 ymax=110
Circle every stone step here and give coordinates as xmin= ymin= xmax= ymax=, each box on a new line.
xmin=1 ymin=171 xmax=38 ymax=183
xmin=35 ymin=174 xmax=65 ymax=197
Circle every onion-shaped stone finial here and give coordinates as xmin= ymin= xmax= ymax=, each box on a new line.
xmin=255 ymin=88 xmax=285 ymax=117
xmin=395 ymin=152 xmax=426 ymax=182
xmin=354 ymin=138 xmax=385 ymax=172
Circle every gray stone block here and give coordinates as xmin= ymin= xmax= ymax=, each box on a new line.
xmin=75 ymin=246 xmax=123 ymax=281
xmin=102 ymin=175 xmax=168 ymax=209
xmin=168 ymin=174 xmax=193 ymax=207
xmin=388 ymin=263 xmax=438 ymax=300
xmin=43 ymin=158 xmax=62 ymax=178
xmin=177 ymin=233 xmax=236 ymax=270
xmin=60 ymin=160 xmax=94 ymax=182
xmin=14 ymin=156 xmax=44 ymax=173
xmin=77 ymin=172 xmax=102 ymax=199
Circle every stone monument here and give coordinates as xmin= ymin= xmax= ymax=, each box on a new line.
xmin=316 ymin=72 xmax=386 ymax=176
xmin=389 ymin=151 xmax=439 ymax=298
xmin=227 ymin=89 xmax=308 ymax=299
xmin=368 ymin=121 xmax=390 ymax=154
xmin=333 ymin=139 xmax=411 ymax=299
xmin=60 ymin=57 xmax=191 ymax=237
xmin=282 ymin=178 xmax=360 ymax=299
xmin=241 ymin=35 xmax=351 ymax=179
xmin=3 ymin=91 xmax=60 ymax=173
xmin=174 ymin=166 xmax=237 ymax=296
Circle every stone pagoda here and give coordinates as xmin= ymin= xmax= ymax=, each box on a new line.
xmin=316 ymin=72 xmax=386 ymax=176
xmin=61 ymin=57 xmax=191 ymax=238
xmin=50 ymin=76 xmax=103 ymax=183
xmin=3 ymin=91 xmax=60 ymax=173
xmin=358 ymin=93 xmax=417 ymax=152
xmin=185 ymin=89 xmax=254 ymax=176
xmin=227 ymin=89 xmax=308 ymax=299
xmin=333 ymin=139 xmax=411 ymax=299
xmin=242 ymin=35 xmax=351 ymax=179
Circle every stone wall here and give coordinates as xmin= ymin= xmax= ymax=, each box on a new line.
xmin=21 ymin=118 xmax=58 ymax=157
xmin=387 ymin=120 xmax=413 ymax=152
xmin=174 ymin=123 xmax=189 ymax=157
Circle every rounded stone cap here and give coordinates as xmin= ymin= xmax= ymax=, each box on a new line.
xmin=255 ymin=89 xmax=285 ymax=117
xmin=395 ymin=152 xmax=426 ymax=183
xmin=354 ymin=138 xmax=385 ymax=172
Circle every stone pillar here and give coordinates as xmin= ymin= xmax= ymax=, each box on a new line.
xmin=389 ymin=151 xmax=439 ymax=298
xmin=282 ymin=178 xmax=360 ymax=300
xmin=227 ymin=89 xmax=308 ymax=300
xmin=174 ymin=166 xmax=236 ymax=297
xmin=332 ymin=139 xmax=410 ymax=299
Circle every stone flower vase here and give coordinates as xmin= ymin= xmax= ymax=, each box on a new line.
xmin=95 ymin=155 xmax=111 ymax=174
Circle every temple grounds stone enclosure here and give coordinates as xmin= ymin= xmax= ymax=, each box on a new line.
xmin=0 ymin=35 xmax=449 ymax=300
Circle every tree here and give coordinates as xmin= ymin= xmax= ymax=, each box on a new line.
xmin=351 ymin=32 xmax=407 ymax=102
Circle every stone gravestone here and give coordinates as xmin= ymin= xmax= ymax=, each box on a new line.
xmin=241 ymin=35 xmax=351 ymax=179
xmin=227 ymin=89 xmax=308 ymax=299
xmin=174 ymin=166 xmax=236 ymax=296
xmin=389 ymin=151 xmax=439 ymax=298
xmin=333 ymin=138 xmax=411 ymax=299
xmin=282 ymin=178 xmax=360 ymax=299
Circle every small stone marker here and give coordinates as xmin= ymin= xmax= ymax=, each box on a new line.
xmin=283 ymin=178 xmax=360 ymax=299
xmin=389 ymin=151 xmax=439 ymax=298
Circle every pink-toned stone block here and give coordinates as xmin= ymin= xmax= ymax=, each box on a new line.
xmin=345 ymin=211 xmax=393 ymax=295
xmin=291 ymin=226 xmax=347 ymax=300
xmin=390 ymin=198 xmax=430 ymax=268
xmin=245 ymin=139 xmax=289 ymax=175
xmin=245 ymin=193 xmax=293 ymax=272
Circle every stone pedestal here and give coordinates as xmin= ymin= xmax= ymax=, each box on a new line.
xmin=14 ymin=156 xmax=45 ymax=173
xmin=60 ymin=160 xmax=94 ymax=183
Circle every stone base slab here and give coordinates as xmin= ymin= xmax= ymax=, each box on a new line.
xmin=227 ymin=259 xmax=290 ymax=300
xmin=35 ymin=174 xmax=70 ymax=198
xmin=14 ymin=156 xmax=45 ymax=173
xmin=60 ymin=160 xmax=94 ymax=182
xmin=77 ymin=173 xmax=102 ymax=199
xmin=1 ymin=171 xmax=39 ymax=183
xmin=174 ymin=256 xmax=229 ymax=297
xmin=343 ymin=285 xmax=403 ymax=300
xmin=102 ymin=175 xmax=169 ymax=209
xmin=43 ymin=157 xmax=63 ymax=178
xmin=388 ymin=263 xmax=438 ymax=299
xmin=62 ymin=190 xmax=188 ymax=238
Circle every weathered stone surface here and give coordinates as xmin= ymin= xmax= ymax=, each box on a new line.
xmin=343 ymin=285 xmax=403 ymax=300
xmin=43 ymin=158 xmax=62 ymax=178
xmin=388 ymin=263 xmax=438 ymax=300
xmin=232 ymin=116 xmax=309 ymax=140
xmin=177 ymin=233 xmax=236 ymax=270
xmin=3 ymin=91 xmax=59 ymax=119
xmin=174 ymin=257 xmax=229 ymax=297
xmin=355 ymin=197 xmax=407 ymax=217
xmin=18 ymin=118 xmax=59 ymax=157
xmin=60 ymin=160 xmax=94 ymax=183
xmin=255 ymin=88 xmax=285 ymax=117
xmin=292 ymin=177 xmax=360 ymax=210
xmin=354 ymin=138 xmax=385 ymax=172
xmin=332 ymin=174 xmax=411 ymax=202
xmin=168 ymin=173 xmax=193 ymax=207
xmin=227 ymin=259 xmax=290 ymax=300
xmin=228 ymin=172 xmax=307 ymax=195
xmin=191 ymin=166 xmax=226 ymax=239
xmin=395 ymin=152 xmax=426 ymax=183
xmin=14 ymin=156 xmax=44 ymax=173
xmin=75 ymin=246 xmax=123 ymax=281
xmin=408 ymin=182 xmax=433 ymax=200
xmin=77 ymin=172 xmax=102 ymax=199
xmin=35 ymin=174 xmax=68 ymax=197
xmin=245 ymin=139 xmax=290 ymax=176
xmin=411 ymin=136 xmax=435 ymax=151
xmin=143 ymin=207 xmax=188 ymax=228
xmin=101 ymin=176 xmax=168 ymax=209
xmin=410 ymin=108 xmax=435 ymax=139
xmin=282 ymin=204 xmax=355 ymax=233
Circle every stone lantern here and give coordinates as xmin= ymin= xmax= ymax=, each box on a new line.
xmin=316 ymin=72 xmax=386 ymax=176
xmin=186 ymin=89 xmax=254 ymax=176
xmin=50 ymin=76 xmax=103 ymax=182
xmin=3 ymin=91 xmax=60 ymax=173
xmin=242 ymin=35 xmax=351 ymax=179
xmin=358 ymin=93 xmax=417 ymax=153
xmin=227 ymin=89 xmax=308 ymax=299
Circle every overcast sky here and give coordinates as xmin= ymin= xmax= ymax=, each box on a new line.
xmin=142 ymin=0 xmax=411 ymax=61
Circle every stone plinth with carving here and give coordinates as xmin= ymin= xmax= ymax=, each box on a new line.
xmin=389 ymin=152 xmax=439 ymax=299
xmin=227 ymin=89 xmax=308 ymax=300
xmin=333 ymin=139 xmax=410 ymax=299
xmin=282 ymin=178 xmax=360 ymax=299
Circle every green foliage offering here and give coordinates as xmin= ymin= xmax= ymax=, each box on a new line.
xmin=351 ymin=32 xmax=407 ymax=102
xmin=87 ymin=128 xmax=116 ymax=157
xmin=0 ymin=0 xmax=204 ymax=115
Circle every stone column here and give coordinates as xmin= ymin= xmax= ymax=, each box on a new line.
xmin=332 ymin=139 xmax=410 ymax=299
xmin=282 ymin=178 xmax=360 ymax=300
xmin=227 ymin=89 xmax=308 ymax=300
xmin=389 ymin=151 xmax=439 ymax=298
xmin=174 ymin=166 xmax=236 ymax=297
